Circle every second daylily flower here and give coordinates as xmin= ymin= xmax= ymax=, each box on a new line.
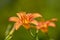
xmin=9 ymin=12 xmax=42 ymax=30
xmin=36 ymin=18 xmax=57 ymax=32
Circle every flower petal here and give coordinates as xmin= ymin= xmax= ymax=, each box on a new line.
xmin=23 ymin=24 xmax=30 ymax=29
xmin=36 ymin=26 xmax=41 ymax=29
xmin=32 ymin=13 xmax=42 ymax=18
xmin=31 ymin=20 xmax=38 ymax=25
xmin=14 ymin=22 xmax=22 ymax=30
xmin=41 ymin=28 xmax=48 ymax=32
xmin=48 ymin=22 xmax=56 ymax=27
xmin=9 ymin=17 xmax=19 ymax=22
xmin=26 ymin=13 xmax=33 ymax=21
xmin=16 ymin=12 xmax=26 ymax=19
xmin=51 ymin=18 xmax=57 ymax=22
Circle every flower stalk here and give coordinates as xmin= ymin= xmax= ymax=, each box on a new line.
xmin=29 ymin=29 xmax=39 ymax=40
xmin=4 ymin=27 xmax=15 ymax=40
xmin=35 ymin=30 xmax=39 ymax=40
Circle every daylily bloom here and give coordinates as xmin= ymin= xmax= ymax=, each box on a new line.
xmin=36 ymin=18 xmax=57 ymax=32
xmin=9 ymin=12 xmax=42 ymax=30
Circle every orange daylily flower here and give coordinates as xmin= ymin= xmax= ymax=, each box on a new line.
xmin=9 ymin=12 xmax=42 ymax=30
xmin=36 ymin=18 xmax=57 ymax=32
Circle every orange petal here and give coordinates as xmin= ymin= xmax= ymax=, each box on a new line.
xmin=14 ymin=22 xmax=22 ymax=30
xmin=9 ymin=17 xmax=19 ymax=22
xmin=48 ymin=22 xmax=56 ymax=27
xmin=36 ymin=22 xmax=43 ymax=29
xmin=36 ymin=26 xmax=41 ymax=29
xmin=26 ymin=13 xmax=32 ymax=16
xmin=16 ymin=12 xmax=26 ymax=19
xmin=32 ymin=13 xmax=42 ymax=18
xmin=31 ymin=20 xmax=38 ymax=25
xmin=23 ymin=24 xmax=30 ymax=29
xmin=40 ymin=28 xmax=48 ymax=33
xmin=51 ymin=18 xmax=57 ymax=22
xmin=26 ymin=13 xmax=33 ymax=21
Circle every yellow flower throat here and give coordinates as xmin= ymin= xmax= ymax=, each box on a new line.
xmin=23 ymin=19 xmax=29 ymax=24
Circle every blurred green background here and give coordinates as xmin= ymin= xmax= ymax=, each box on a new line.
xmin=0 ymin=0 xmax=60 ymax=40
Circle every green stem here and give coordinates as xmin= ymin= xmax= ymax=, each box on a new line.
xmin=29 ymin=29 xmax=35 ymax=37
xmin=35 ymin=30 xmax=39 ymax=40
xmin=29 ymin=29 xmax=39 ymax=40
xmin=4 ymin=27 xmax=15 ymax=40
